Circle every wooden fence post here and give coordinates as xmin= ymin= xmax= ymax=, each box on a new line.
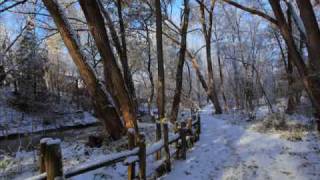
xmin=180 ymin=122 xmax=187 ymax=160
xmin=187 ymin=118 xmax=194 ymax=147
xmin=195 ymin=124 xmax=199 ymax=142
xmin=45 ymin=139 xmax=63 ymax=180
xmin=39 ymin=138 xmax=52 ymax=173
xmin=197 ymin=112 xmax=201 ymax=134
xmin=155 ymin=121 xmax=162 ymax=160
xmin=138 ymin=134 xmax=146 ymax=180
xmin=191 ymin=114 xmax=195 ymax=121
xmin=174 ymin=122 xmax=180 ymax=159
xmin=127 ymin=129 xmax=136 ymax=180
xmin=162 ymin=122 xmax=171 ymax=171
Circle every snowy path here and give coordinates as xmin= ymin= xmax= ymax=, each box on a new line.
xmin=162 ymin=106 xmax=320 ymax=180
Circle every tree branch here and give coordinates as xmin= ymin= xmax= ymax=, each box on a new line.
xmin=221 ymin=0 xmax=278 ymax=25
xmin=0 ymin=0 xmax=27 ymax=14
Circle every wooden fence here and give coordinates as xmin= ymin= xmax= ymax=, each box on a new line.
xmin=26 ymin=111 xmax=201 ymax=180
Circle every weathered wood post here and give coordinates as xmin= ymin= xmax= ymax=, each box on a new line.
xmin=39 ymin=138 xmax=52 ymax=173
xmin=197 ymin=111 xmax=201 ymax=134
xmin=191 ymin=114 xmax=195 ymax=121
xmin=138 ymin=134 xmax=146 ymax=180
xmin=187 ymin=118 xmax=194 ymax=147
xmin=127 ymin=129 xmax=136 ymax=180
xmin=155 ymin=121 xmax=162 ymax=160
xmin=174 ymin=122 xmax=180 ymax=159
xmin=194 ymin=111 xmax=201 ymax=141
xmin=195 ymin=123 xmax=200 ymax=142
xmin=192 ymin=113 xmax=198 ymax=141
xmin=180 ymin=122 xmax=187 ymax=160
xmin=194 ymin=115 xmax=199 ymax=142
xmin=162 ymin=122 xmax=171 ymax=171
xmin=151 ymin=115 xmax=156 ymax=123
xmin=45 ymin=139 xmax=63 ymax=180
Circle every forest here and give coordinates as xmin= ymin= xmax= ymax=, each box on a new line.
xmin=0 ymin=0 xmax=320 ymax=179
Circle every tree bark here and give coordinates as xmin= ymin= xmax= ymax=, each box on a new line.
xmin=42 ymin=0 xmax=124 ymax=139
xmin=145 ymin=23 xmax=154 ymax=115
xmin=170 ymin=0 xmax=190 ymax=123
xmin=217 ymin=48 xmax=228 ymax=111
xmin=286 ymin=52 xmax=295 ymax=114
xmin=79 ymin=0 xmax=139 ymax=132
xmin=285 ymin=8 xmax=295 ymax=114
xmin=155 ymin=0 xmax=166 ymax=119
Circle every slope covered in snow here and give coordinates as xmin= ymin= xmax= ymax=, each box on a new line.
xmin=162 ymin=105 xmax=320 ymax=180
xmin=0 ymin=88 xmax=98 ymax=137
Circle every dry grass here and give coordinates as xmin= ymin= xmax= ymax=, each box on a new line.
xmin=252 ymin=112 xmax=310 ymax=141
xmin=280 ymin=129 xmax=305 ymax=141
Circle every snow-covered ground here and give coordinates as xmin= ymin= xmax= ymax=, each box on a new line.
xmin=162 ymin=105 xmax=320 ymax=180
xmin=0 ymin=122 xmax=157 ymax=180
xmin=1 ymin=105 xmax=320 ymax=180
xmin=0 ymin=88 xmax=98 ymax=137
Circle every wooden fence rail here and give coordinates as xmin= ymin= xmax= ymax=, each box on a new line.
xmin=26 ymin=111 xmax=201 ymax=180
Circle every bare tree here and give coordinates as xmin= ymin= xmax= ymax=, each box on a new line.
xmin=42 ymin=0 xmax=125 ymax=139
xmin=79 ymin=0 xmax=139 ymax=132
xmin=155 ymin=0 xmax=166 ymax=120
xmin=198 ymin=0 xmax=222 ymax=114
xmin=170 ymin=0 xmax=190 ymax=123
xmin=222 ymin=0 xmax=320 ymax=130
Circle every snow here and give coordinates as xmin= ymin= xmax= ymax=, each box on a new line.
xmin=147 ymin=140 xmax=164 ymax=156
xmin=0 ymin=109 xmax=98 ymax=137
xmin=123 ymin=155 xmax=138 ymax=165
xmin=65 ymin=147 xmax=139 ymax=177
xmin=162 ymin=105 xmax=320 ymax=180
xmin=2 ymin=105 xmax=320 ymax=180
xmin=127 ymin=128 xmax=136 ymax=135
xmin=40 ymin=138 xmax=52 ymax=144
xmin=0 ymin=120 xmax=157 ymax=179
xmin=0 ymin=88 xmax=98 ymax=138
xmin=46 ymin=139 xmax=61 ymax=145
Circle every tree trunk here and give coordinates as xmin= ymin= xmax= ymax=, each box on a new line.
xmin=296 ymin=0 xmax=320 ymax=119
xmin=43 ymin=0 xmax=124 ymax=139
xmin=269 ymin=0 xmax=320 ymax=120
xmin=206 ymin=38 xmax=222 ymax=114
xmin=79 ymin=0 xmax=139 ymax=132
xmin=170 ymin=0 xmax=190 ymax=123
xmin=296 ymin=0 xmax=320 ymax=71
xmin=286 ymin=47 xmax=296 ymax=114
xmin=98 ymin=0 xmax=136 ymax=115
xmin=273 ymin=27 xmax=296 ymax=114
xmin=145 ymin=23 xmax=154 ymax=115
xmin=286 ymin=9 xmax=295 ymax=114
xmin=217 ymin=49 xmax=228 ymax=111
xmin=155 ymin=0 xmax=166 ymax=119
xmin=0 ymin=65 xmax=5 ymax=86
xmin=116 ymin=0 xmax=137 ymax=110
xmin=199 ymin=0 xmax=222 ymax=114
xmin=189 ymin=57 xmax=221 ymax=109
